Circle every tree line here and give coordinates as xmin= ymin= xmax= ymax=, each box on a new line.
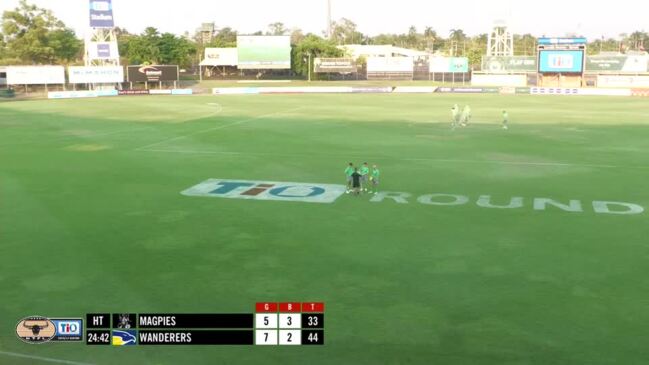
xmin=1 ymin=0 xmax=648 ymax=76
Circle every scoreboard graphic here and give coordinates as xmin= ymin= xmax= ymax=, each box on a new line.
xmin=538 ymin=50 xmax=585 ymax=73
xmin=80 ymin=302 xmax=325 ymax=346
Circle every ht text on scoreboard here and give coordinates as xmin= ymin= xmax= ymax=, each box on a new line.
xmin=85 ymin=302 xmax=324 ymax=346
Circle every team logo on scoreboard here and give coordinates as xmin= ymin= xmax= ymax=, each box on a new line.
xmin=51 ymin=318 xmax=84 ymax=342
xmin=15 ymin=316 xmax=56 ymax=344
xmin=117 ymin=313 xmax=133 ymax=329
xmin=112 ymin=330 xmax=137 ymax=346
xmin=182 ymin=179 xmax=347 ymax=204
xmin=548 ymin=54 xmax=574 ymax=69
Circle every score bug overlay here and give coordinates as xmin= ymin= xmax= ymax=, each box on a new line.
xmin=78 ymin=302 xmax=324 ymax=346
xmin=20 ymin=304 xmax=324 ymax=346
xmin=255 ymin=302 xmax=325 ymax=346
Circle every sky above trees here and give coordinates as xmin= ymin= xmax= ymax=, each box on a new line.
xmin=0 ymin=0 xmax=647 ymax=40
xmin=1 ymin=1 xmax=646 ymax=69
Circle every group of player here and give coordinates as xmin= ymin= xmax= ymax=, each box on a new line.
xmin=342 ymin=106 xmax=511 ymax=197
xmin=345 ymin=162 xmax=380 ymax=195
xmin=451 ymin=104 xmax=509 ymax=130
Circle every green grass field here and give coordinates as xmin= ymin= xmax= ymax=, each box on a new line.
xmin=1 ymin=93 xmax=649 ymax=365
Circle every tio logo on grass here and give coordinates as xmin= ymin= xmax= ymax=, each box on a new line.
xmin=182 ymin=179 xmax=347 ymax=204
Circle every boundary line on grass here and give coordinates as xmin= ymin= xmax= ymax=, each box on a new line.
xmin=134 ymin=107 xmax=304 ymax=151
xmin=137 ymin=148 xmax=649 ymax=170
xmin=0 ymin=351 xmax=94 ymax=365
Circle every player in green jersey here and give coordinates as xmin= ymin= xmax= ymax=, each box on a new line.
xmin=360 ymin=162 xmax=370 ymax=192
xmin=370 ymin=165 xmax=380 ymax=194
xmin=345 ymin=162 xmax=355 ymax=193
xmin=502 ymin=110 xmax=509 ymax=130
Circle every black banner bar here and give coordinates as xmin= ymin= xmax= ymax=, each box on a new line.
xmin=86 ymin=330 xmax=111 ymax=345
xmin=86 ymin=313 xmax=111 ymax=329
xmin=301 ymin=330 xmax=324 ymax=345
xmin=137 ymin=314 xmax=253 ymax=329
xmin=138 ymin=330 xmax=253 ymax=345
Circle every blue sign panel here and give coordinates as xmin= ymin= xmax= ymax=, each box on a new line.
xmin=89 ymin=0 xmax=114 ymax=28
xmin=538 ymin=38 xmax=587 ymax=45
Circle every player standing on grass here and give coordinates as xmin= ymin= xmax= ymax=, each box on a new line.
xmin=360 ymin=162 xmax=370 ymax=192
xmin=451 ymin=104 xmax=460 ymax=129
xmin=370 ymin=165 xmax=380 ymax=194
xmin=351 ymin=168 xmax=362 ymax=196
xmin=502 ymin=110 xmax=509 ymax=130
xmin=461 ymin=105 xmax=472 ymax=127
xmin=345 ymin=162 xmax=355 ymax=194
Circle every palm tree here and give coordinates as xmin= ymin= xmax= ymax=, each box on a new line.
xmin=424 ymin=27 xmax=437 ymax=52
xmin=448 ymin=29 xmax=466 ymax=56
xmin=629 ymin=31 xmax=646 ymax=51
xmin=449 ymin=29 xmax=466 ymax=42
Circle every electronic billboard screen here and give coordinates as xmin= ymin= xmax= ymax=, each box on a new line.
xmin=237 ymin=36 xmax=291 ymax=69
xmin=538 ymin=50 xmax=584 ymax=73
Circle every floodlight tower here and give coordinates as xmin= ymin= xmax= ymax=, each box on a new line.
xmin=85 ymin=0 xmax=120 ymax=67
xmin=487 ymin=20 xmax=514 ymax=57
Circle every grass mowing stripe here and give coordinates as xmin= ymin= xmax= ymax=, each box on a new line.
xmin=134 ymin=106 xmax=305 ymax=151
xmin=137 ymin=148 xmax=649 ymax=170
xmin=0 ymin=351 xmax=95 ymax=365
xmin=0 ymin=126 xmax=154 ymax=148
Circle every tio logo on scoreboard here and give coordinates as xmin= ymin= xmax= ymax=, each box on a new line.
xmin=182 ymin=179 xmax=347 ymax=204
xmin=51 ymin=319 xmax=83 ymax=341
xmin=15 ymin=317 xmax=83 ymax=343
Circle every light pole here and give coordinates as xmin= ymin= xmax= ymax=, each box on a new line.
xmin=303 ymin=53 xmax=312 ymax=82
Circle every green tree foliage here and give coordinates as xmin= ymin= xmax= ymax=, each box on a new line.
xmin=48 ymin=28 xmax=82 ymax=63
xmin=423 ymin=27 xmax=437 ymax=52
xmin=447 ymin=29 xmax=467 ymax=56
xmin=0 ymin=0 xmax=81 ymax=64
xmin=0 ymin=31 xmax=6 ymax=58
xmin=267 ymin=22 xmax=287 ymax=36
xmin=466 ymin=48 xmax=483 ymax=70
xmin=122 ymin=27 xmax=196 ymax=67
xmin=114 ymin=27 xmax=133 ymax=65
xmin=513 ymin=33 xmax=537 ymax=56
xmin=291 ymin=34 xmax=344 ymax=77
xmin=209 ymin=27 xmax=237 ymax=48
xmin=158 ymin=32 xmax=195 ymax=65
xmin=290 ymin=28 xmax=305 ymax=46
xmin=331 ymin=18 xmax=365 ymax=45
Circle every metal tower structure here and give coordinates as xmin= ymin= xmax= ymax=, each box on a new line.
xmin=487 ymin=20 xmax=514 ymax=57
xmin=200 ymin=23 xmax=215 ymax=44
xmin=85 ymin=0 xmax=120 ymax=66
xmin=85 ymin=29 xmax=120 ymax=66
